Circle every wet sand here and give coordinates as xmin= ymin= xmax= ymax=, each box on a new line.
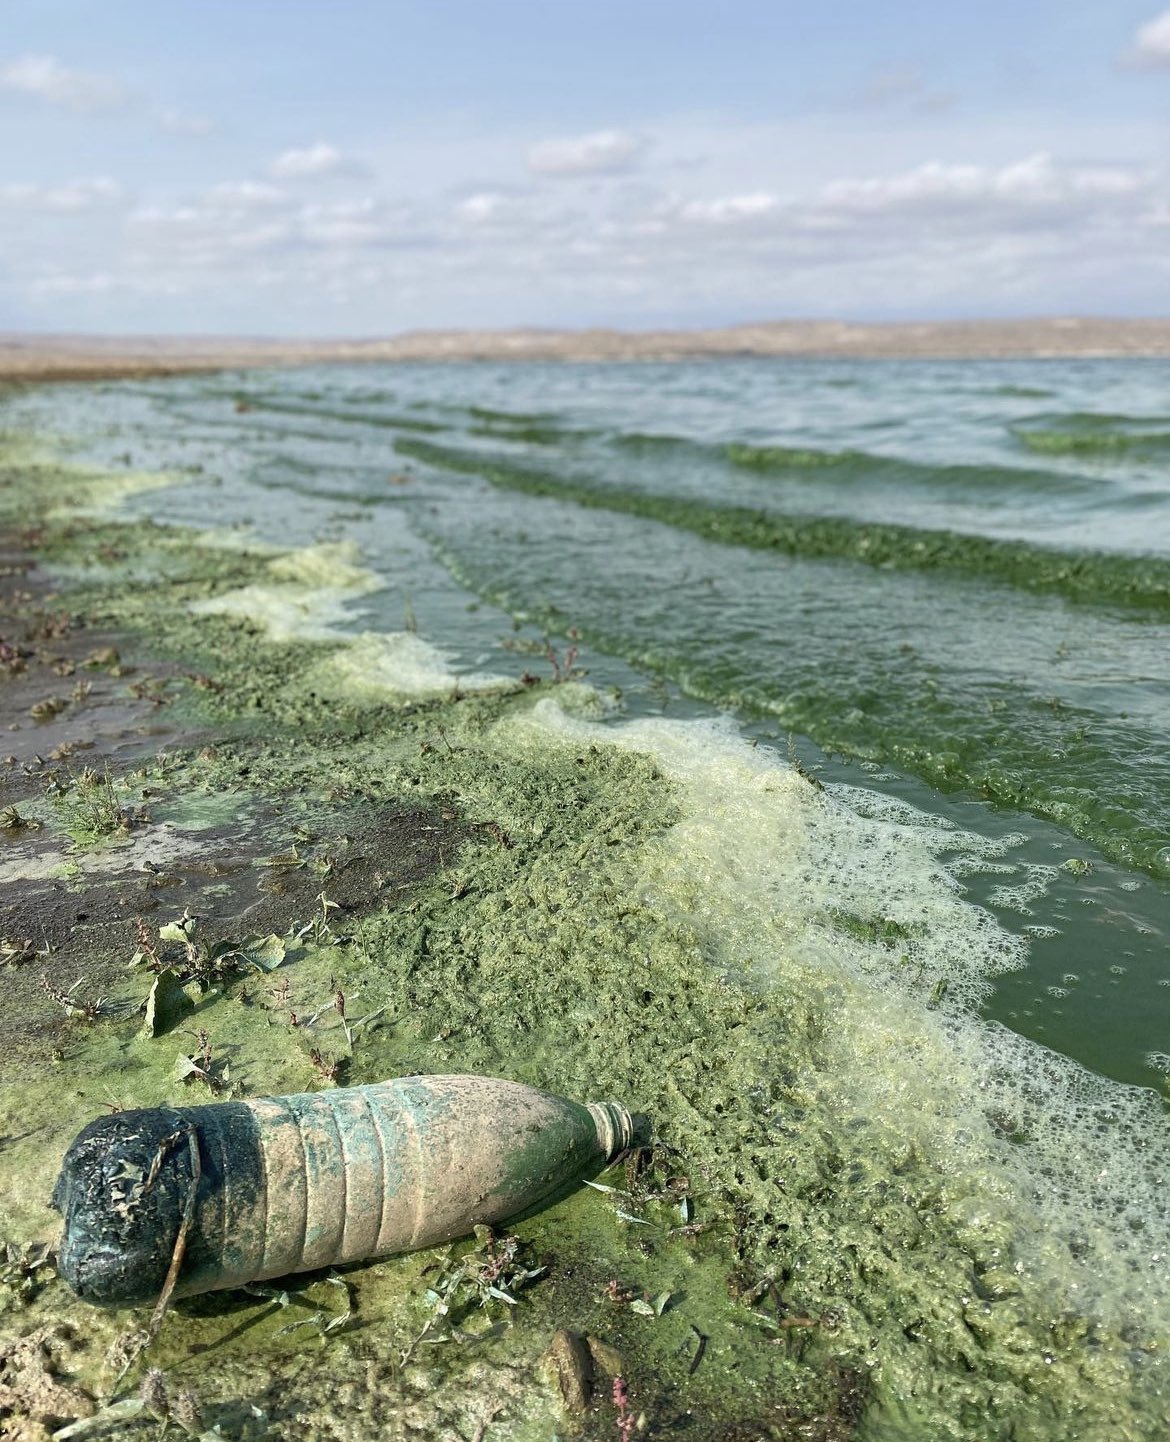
xmin=3 ymin=316 xmax=1170 ymax=384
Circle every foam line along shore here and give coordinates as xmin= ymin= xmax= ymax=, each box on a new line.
xmin=2 ymin=360 xmax=1170 ymax=1439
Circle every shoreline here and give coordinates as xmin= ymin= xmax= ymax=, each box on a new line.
xmin=4 ymin=316 xmax=1170 ymax=382
xmin=3 ymin=421 xmax=1170 ymax=1440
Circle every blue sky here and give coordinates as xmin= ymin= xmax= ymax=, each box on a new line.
xmin=1 ymin=1 xmax=1167 ymax=334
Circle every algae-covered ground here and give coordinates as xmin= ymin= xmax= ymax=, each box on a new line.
xmin=1 ymin=430 xmax=1169 ymax=1442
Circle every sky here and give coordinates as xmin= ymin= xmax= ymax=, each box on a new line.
xmin=1 ymin=1 xmax=1168 ymax=335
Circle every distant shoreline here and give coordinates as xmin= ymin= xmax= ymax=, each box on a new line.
xmin=3 ymin=317 xmax=1170 ymax=382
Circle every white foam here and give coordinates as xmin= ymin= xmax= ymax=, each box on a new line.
xmin=988 ymin=864 xmax=1061 ymax=915
xmin=500 ymin=699 xmax=1170 ymax=1332
xmin=189 ymin=541 xmax=383 ymax=641
xmin=187 ymin=541 xmax=513 ymax=700
xmin=306 ymin=630 xmax=511 ymax=703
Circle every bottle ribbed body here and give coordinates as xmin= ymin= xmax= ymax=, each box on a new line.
xmin=52 ymin=1075 xmax=634 ymax=1304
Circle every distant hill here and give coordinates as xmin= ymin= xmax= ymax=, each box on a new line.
xmin=4 ymin=317 xmax=1170 ymax=381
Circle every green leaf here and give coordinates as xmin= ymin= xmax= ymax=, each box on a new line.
xmin=139 ymin=968 xmax=193 ymax=1038
xmin=239 ymin=932 xmax=286 ymax=970
xmin=159 ymin=917 xmax=195 ymax=944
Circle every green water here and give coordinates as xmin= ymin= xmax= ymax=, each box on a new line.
xmin=6 ymin=358 xmax=1170 ymax=1434
xmin=7 ymin=358 xmax=1170 ymax=1093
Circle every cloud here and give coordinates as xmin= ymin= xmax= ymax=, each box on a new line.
xmin=456 ymin=192 xmax=505 ymax=223
xmin=528 ymin=129 xmax=644 ymax=177
xmin=817 ymin=153 xmax=1145 ymax=213
xmin=678 ymin=192 xmax=779 ymax=223
xmin=0 ymin=54 xmax=126 ymax=111
xmin=0 ymin=177 xmax=125 ymax=212
xmin=300 ymin=198 xmax=390 ymax=246
xmin=270 ymin=142 xmax=358 ymax=179
xmin=123 ymin=185 xmax=433 ymax=272
xmin=6 ymin=98 xmax=1166 ymax=333
xmin=204 ymin=181 xmax=290 ymax=209
xmin=1130 ymin=10 xmax=1170 ymax=66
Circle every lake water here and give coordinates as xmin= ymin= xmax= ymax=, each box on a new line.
xmin=13 ymin=358 xmax=1170 ymax=1091
xmin=10 ymin=359 xmax=1170 ymax=1434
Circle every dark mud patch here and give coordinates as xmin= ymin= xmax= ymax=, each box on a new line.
xmin=0 ymin=542 xmax=191 ymax=774
xmin=0 ymin=795 xmax=467 ymax=1076
xmin=0 ymin=532 xmax=470 ymax=1077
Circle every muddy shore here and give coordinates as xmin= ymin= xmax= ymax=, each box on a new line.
xmin=4 ymin=316 xmax=1170 ymax=384
xmin=2 ymin=422 xmax=1168 ymax=1442
xmin=0 ymin=436 xmax=862 ymax=1441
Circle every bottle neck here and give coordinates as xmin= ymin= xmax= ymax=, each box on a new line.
xmin=588 ymin=1101 xmax=635 ymax=1161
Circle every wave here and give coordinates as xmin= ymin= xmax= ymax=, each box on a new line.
xmin=726 ymin=440 xmax=869 ymax=471
xmin=234 ymin=393 xmax=590 ymax=446
xmin=397 ymin=437 xmax=1170 ymax=614
xmin=613 ymin=430 xmax=702 ymax=454
xmin=467 ymin=404 xmax=558 ymax=425
xmin=226 ymin=394 xmax=445 ymax=434
xmin=723 ymin=439 xmax=1096 ymax=493
xmin=618 ymin=432 xmax=1098 ymax=494
xmin=467 ymin=421 xmax=588 ymax=446
xmin=1012 ymin=412 xmax=1170 ymax=458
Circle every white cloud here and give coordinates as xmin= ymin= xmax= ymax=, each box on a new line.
xmin=204 ymin=181 xmax=290 ymax=209
xmin=0 ymin=177 xmax=125 ymax=212
xmin=817 ymin=153 xmax=1145 ymax=213
xmin=0 ymin=54 xmax=126 ymax=111
xmin=4 ymin=93 xmax=1166 ymax=332
xmin=528 ymin=129 xmax=644 ymax=177
xmin=1131 ymin=10 xmax=1170 ymax=65
xmin=270 ymin=142 xmax=355 ymax=179
xmin=457 ymin=192 xmax=505 ymax=223
xmin=301 ymin=198 xmax=387 ymax=246
xmin=678 ymin=192 xmax=779 ymax=223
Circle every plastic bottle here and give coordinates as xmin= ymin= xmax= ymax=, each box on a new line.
xmin=52 ymin=1074 xmax=634 ymax=1306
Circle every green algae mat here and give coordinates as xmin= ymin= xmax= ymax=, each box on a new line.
xmin=1 ymin=434 xmax=1170 ymax=1442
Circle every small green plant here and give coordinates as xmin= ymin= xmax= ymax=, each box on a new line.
xmin=174 ymin=1028 xmax=229 ymax=1093
xmin=400 ymin=1227 xmax=546 ymax=1363
xmin=0 ymin=1241 xmax=53 ymax=1311
xmin=40 ymin=973 xmax=112 ymax=1022
xmin=55 ymin=765 xmax=147 ymax=843
xmin=294 ymin=890 xmax=341 ymax=947
xmin=139 ymin=910 xmax=288 ymax=991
